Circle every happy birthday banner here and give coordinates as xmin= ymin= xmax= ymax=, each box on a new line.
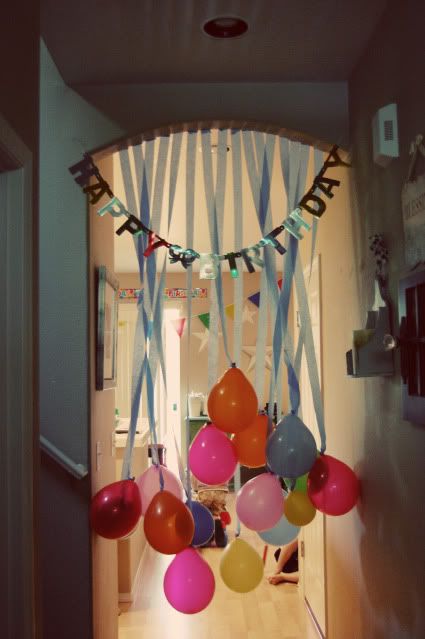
xmin=69 ymin=145 xmax=350 ymax=278
xmin=119 ymin=287 xmax=208 ymax=300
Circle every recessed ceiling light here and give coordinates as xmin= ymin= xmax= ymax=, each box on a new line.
xmin=202 ymin=16 xmax=248 ymax=39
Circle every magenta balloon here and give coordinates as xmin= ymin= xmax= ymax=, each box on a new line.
xmin=136 ymin=465 xmax=184 ymax=516
xmin=163 ymin=548 xmax=215 ymax=614
xmin=236 ymin=473 xmax=283 ymax=531
xmin=307 ymin=454 xmax=359 ymax=516
xmin=189 ymin=423 xmax=237 ymax=485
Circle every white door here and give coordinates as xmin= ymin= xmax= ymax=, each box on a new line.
xmin=295 ymin=255 xmax=326 ymax=637
xmin=115 ymin=304 xmax=182 ymax=476
xmin=116 ymin=304 xmax=137 ymax=418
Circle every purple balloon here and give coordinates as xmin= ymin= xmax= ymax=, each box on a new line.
xmin=236 ymin=473 xmax=283 ymax=531
xmin=189 ymin=423 xmax=237 ymax=485
xmin=163 ymin=548 xmax=215 ymax=614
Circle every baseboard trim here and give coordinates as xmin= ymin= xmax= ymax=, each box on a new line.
xmin=118 ymin=542 xmax=148 ymax=603
xmin=304 ymin=597 xmax=325 ymax=639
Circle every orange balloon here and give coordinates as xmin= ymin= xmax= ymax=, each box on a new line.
xmin=207 ymin=365 xmax=258 ymax=434
xmin=144 ymin=490 xmax=194 ymax=555
xmin=233 ymin=414 xmax=268 ymax=467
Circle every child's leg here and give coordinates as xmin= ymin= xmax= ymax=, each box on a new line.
xmin=214 ymin=518 xmax=228 ymax=548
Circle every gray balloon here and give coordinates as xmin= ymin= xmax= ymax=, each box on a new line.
xmin=266 ymin=414 xmax=317 ymax=478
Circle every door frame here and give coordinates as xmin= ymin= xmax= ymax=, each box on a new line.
xmin=0 ymin=113 xmax=38 ymax=637
xmin=296 ymin=254 xmax=327 ymax=638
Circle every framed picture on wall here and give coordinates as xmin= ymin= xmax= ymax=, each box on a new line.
xmin=96 ymin=265 xmax=119 ymax=390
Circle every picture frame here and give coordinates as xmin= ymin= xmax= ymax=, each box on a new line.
xmin=96 ymin=265 xmax=119 ymax=390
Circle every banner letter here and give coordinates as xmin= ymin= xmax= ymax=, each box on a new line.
xmin=98 ymin=196 xmax=129 ymax=218
xmin=299 ymin=190 xmax=327 ymax=218
xmin=313 ymin=174 xmax=341 ymax=199
xmin=324 ymin=145 xmax=351 ymax=169
xmin=143 ymin=232 xmax=169 ymax=257
xmin=199 ymin=254 xmax=219 ymax=279
xmin=283 ymin=207 xmax=311 ymax=240
xmin=69 ymin=153 xmax=97 ymax=187
xmin=241 ymin=246 xmax=264 ymax=273
xmin=116 ymin=214 xmax=148 ymax=236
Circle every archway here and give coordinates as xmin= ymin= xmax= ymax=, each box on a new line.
xmin=84 ymin=123 xmax=351 ymax=639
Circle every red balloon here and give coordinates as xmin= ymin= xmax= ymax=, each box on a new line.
xmin=90 ymin=480 xmax=142 ymax=539
xmin=308 ymin=454 xmax=359 ymax=516
xmin=144 ymin=490 xmax=195 ymax=555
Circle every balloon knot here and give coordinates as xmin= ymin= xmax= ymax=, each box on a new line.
xmin=231 ymin=362 xmax=237 ymax=368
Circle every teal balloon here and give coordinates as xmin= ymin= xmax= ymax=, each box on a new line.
xmin=258 ymin=514 xmax=300 ymax=546
xmin=266 ymin=414 xmax=317 ymax=479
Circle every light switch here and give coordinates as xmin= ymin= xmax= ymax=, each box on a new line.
xmin=96 ymin=441 xmax=102 ymax=471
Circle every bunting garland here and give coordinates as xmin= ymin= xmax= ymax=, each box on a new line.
xmin=69 ymin=145 xmax=350 ymax=278
xmin=119 ymin=283 xmax=282 ymax=340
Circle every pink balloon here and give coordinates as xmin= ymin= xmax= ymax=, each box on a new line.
xmin=136 ymin=465 xmax=184 ymax=516
xmin=307 ymin=454 xmax=359 ymax=516
xmin=164 ymin=547 xmax=215 ymax=614
xmin=189 ymin=422 xmax=237 ymax=485
xmin=236 ymin=473 xmax=283 ymax=531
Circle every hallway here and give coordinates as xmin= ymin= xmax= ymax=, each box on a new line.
xmin=119 ymin=497 xmax=318 ymax=639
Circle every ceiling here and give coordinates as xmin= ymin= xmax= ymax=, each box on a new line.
xmin=41 ymin=1 xmax=387 ymax=274
xmin=42 ymin=0 xmax=387 ymax=86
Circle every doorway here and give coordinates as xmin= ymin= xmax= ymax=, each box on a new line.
xmin=116 ymin=303 xmax=182 ymax=474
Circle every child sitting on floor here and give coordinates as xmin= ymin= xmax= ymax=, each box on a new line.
xmin=268 ymin=537 xmax=299 ymax=585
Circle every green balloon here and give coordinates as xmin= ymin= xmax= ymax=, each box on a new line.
xmin=283 ymin=473 xmax=308 ymax=493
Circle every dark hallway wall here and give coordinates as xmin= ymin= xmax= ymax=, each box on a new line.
xmin=0 ymin=0 xmax=39 ymax=154
xmin=0 ymin=2 xmax=40 ymax=638
xmin=347 ymin=1 xmax=425 ymax=637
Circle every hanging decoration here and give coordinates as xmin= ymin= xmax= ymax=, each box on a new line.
xmin=235 ymin=473 xmax=283 ymax=532
xmin=136 ymin=465 xmax=184 ymax=516
xmin=192 ymin=327 xmax=213 ymax=352
xmin=207 ymin=365 xmax=258 ymax=434
xmin=164 ymin=548 xmax=215 ymax=614
xmin=164 ymin=287 xmax=208 ymax=299
xmin=232 ymin=413 xmax=268 ymax=468
xmin=90 ymin=479 xmax=142 ymax=540
xmin=171 ymin=317 xmax=186 ymax=338
xmin=77 ymin=131 xmax=359 ymax=616
xmin=143 ymin=490 xmax=195 ymax=555
xmin=69 ymin=145 xmax=350 ymax=277
xmin=118 ymin=287 xmax=207 ymax=300
xmin=242 ymin=345 xmax=273 ymax=372
xmin=219 ymin=538 xmax=264 ymax=594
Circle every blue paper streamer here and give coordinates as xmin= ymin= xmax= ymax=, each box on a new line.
xmin=185 ymin=131 xmax=197 ymax=504
xmin=201 ymin=130 xmax=232 ymax=373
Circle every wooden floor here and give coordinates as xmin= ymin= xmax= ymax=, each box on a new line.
xmin=119 ymin=496 xmax=318 ymax=639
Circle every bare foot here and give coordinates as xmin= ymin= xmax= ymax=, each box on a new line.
xmin=267 ymin=574 xmax=287 ymax=585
